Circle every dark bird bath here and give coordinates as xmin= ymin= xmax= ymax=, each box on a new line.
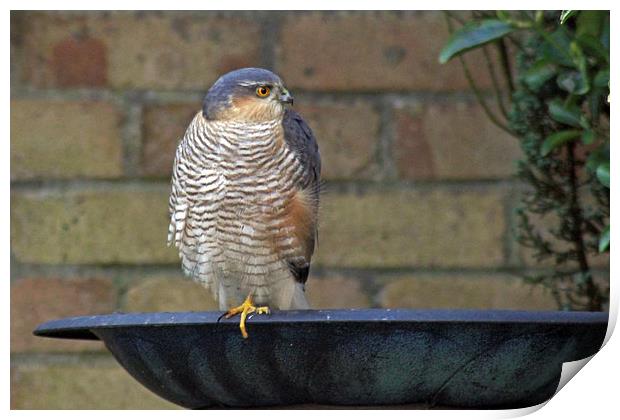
xmin=34 ymin=309 xmax=607 ymax=409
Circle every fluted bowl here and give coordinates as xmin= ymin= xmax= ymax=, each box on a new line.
xmin=34 ymin=309 xmax=607 ymax=409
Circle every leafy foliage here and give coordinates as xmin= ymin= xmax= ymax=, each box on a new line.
xmin=439 ymin=20 xmax=515 ymax=63
xmin=440 ymin=11 xmax=609 ymax=311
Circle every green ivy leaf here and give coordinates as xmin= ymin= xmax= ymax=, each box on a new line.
xmin=569 ymin=42 xmax=590 ymax=95
xmin=581 ymin=129 xmax=595 ymax=145
xmin=588 ymin=87 xmax=604 ymax=121
xmin=586 ymin=146 xmax=609 ymax=171
xmin=576 ymin=11 xmax=604 ymax=38
xmin=548 ymin=101 xmax=584 ymax=127
xmin=600 ymin=13 xmax=610 ymax=50
xmin=540 ymin=130 xmax=582 ymax=156
xmin=439 ymin=19 xmax=515 ymax=64
xmin=560 ymin=10 xmax=578 ymax=24
xmin=570 ymin=41 xmax=587 ymax=68
xmin=594 ymin=69 xmax=610 ymax=87
xmin=576 ymin=34 xmax=610 ymax=62
xmin=596 ymin=163 xmax=610 ymax=187
xmin=496 ymin=11 xmax=511 ymax=21
xmin=523 ymin=60 xmax=557 ymax=90
xmin=557 ymin=71 xmax=589 ymax=95
xmin=540 ymin=28 xmax=573 ymax=67
xmin=598 ymin=226 xmax=610 ymax=253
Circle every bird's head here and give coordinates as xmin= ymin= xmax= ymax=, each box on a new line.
xmin=202 ymin=68 xmax=294 ymax=122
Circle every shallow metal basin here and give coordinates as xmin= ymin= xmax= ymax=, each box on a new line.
xmin=34 ymin=309 xmax=607 ymax=409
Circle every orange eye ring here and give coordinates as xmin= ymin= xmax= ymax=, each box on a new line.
xmin=256 ymin=86 xmax=271 ymax=97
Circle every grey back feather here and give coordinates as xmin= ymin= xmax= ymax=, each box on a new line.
xmin=282 ymin=109 xmax=321 ymax=194
xmin=282 ymin=108 xmax=321 ymax=285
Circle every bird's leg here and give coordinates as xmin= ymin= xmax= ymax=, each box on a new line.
xmin=224 ymin=293 xmax=270 ymax=339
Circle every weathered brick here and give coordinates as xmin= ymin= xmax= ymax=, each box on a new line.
xmin=11 ymin=362 xmax=178 ymax=409
xmin=124 ymin=276 xmax=219 ymax=312
xmin=295 ymin=101 xmax=381 ymax=180
xmin=18 ymin=11 xmax=262 ymax=90
xmin=11 ymin=189 xmax=178 ymax=264
xmin=141 ymin=104 xmax=199 ymax=177
xmin=314 ymin=189 xmax=506 ymax=268
xmin=51 ymin=35 xmax=107 ymax=87
xmin=379 ymin=274 xmax=557 ymax=310
xmin=277 ymin=11 xmax=493 ymax=92
xmin=10 ymin=12 xmax=25 ymax=88
xmin=393 ymin=101 xmax=522 ymax=180
xmin=11 ymin=100 xmax=123 ymax=180
xmin=11 ymin=278 xmax=114 ymax=352
xmin=306 ymin=274 xmax=371 ymax=309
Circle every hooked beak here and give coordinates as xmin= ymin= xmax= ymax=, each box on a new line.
xmin=279 ymin=89 xmax=294 ymax=105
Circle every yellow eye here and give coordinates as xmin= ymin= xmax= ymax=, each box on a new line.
xmin=256 ymin=86 xmax=271 ymax=97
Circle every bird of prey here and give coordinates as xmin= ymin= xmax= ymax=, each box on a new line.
xmin=167 ymin=68 xmax=321 ymax=338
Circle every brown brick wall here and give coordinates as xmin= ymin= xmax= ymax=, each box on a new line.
xmin=11 ymin=10 xmax=596 ymax=409
xmin=11 ymin=100 xmax=123 ymax=180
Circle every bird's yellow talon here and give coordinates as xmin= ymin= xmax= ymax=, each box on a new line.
xmin=223 ymin=294 xmax=270 ymax=339
xmin=256 ymin=306 xmax=270 ymax=315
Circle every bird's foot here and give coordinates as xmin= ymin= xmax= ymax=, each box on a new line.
xmin=224 ymin=294 xmax=270 ymax=339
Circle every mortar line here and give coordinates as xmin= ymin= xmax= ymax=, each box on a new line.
xmin=258 ymin=12 xmax=283 ymax=71
xmin=11 ymin=352 xmax=118 ymax=366
xmin=10 ymin=177 xmax=526 ymax=192
xmin=12 ymin=262 xmax=573 ymax=280
xmin=11 ymin=86 xmax=499 ymax=105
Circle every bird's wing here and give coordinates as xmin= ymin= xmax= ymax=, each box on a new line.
xmin=282 ymin=108 xmax=321 ymax=284
xmin=283 ymin=109 xmax=321 ymax=194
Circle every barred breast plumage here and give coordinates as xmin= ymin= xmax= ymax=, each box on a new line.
xmin=168 ymin=111 xmax=317 ymax=310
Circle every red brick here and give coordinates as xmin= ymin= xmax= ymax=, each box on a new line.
xmin=11 ymin=278 xmax=115 ymax=352
xmin=141 ymin=104 xmax=199 ymax=177
xmin=277 ymin=11 xmax=494 ymax=92
xmin=17 ymin=11 xmax=263 ymax=90
xmin=393 ymin=101 xmax=521 ymax=180
xmin=51 ymin=35 xmax=107 ymax=87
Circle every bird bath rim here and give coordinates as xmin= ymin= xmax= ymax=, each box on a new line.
xmin=34 ymin=308 xmax=608 ymax=340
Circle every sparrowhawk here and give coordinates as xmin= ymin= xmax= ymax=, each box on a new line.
xmin=167 ymin=68 xmax=321 ymax=338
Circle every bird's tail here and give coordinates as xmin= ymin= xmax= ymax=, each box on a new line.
xmin=275 ymin=280 xmax=310 ymax=310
